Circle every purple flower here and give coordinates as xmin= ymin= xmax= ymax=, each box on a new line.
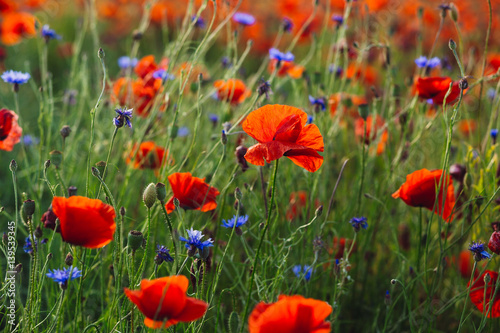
xmin=332 ymin=14 xmax=344 ymax=25
xmin=46 ymin=266 xmax=82 ymax=288
xmin=468 ymin=241 xmax=491 ymax=261
xmin=2 ymin=70 xmax=30 ymax=85
xmin=41 ymin=25 xmax=61 ymax=41
xmin=192 ymin=15 xmax=206 ymax=29
xmin=155 ymin=245 xmax=174 ymax=264
xmin=221 ymin=215 xmax=248 ymax=228
xmin=282 ymin=17 xmax=294 ymax=32
xmin=118 ymin=56 xmax=138 ymax=69
xmin=349 ymin=216 xmax=368 ymax=232
xmin=233 ymin=12 xmax=256 ymax=26
xmin=309 ymin=95 xmax=326 ymax=111
xmin=179 ymin=228 xmax=214 ymax=251
xmin=269 ymin=48 xmax=294 ymax=62
xmin=113 ymin=108 xmax=133 ymax=128
xmin=292 ymin=265 xmax=313 ymax=281
xmin=177 ymin=126 xmax=190 ymax=137
xmin=414 ymin=56 xmax=441 ymax=69
xmin=152 ymin=68 xmax=175 ymax=81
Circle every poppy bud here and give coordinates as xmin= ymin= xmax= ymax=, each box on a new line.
xmin=91 ymin=166 xmax=101 ymax=178
xmin=98 ymin=48 xmax=105 ymax=59
xmin=49 ymin=151 xmax=63 ymax=168
xmin=10 ymin=159 xmax=17 ymax=172
xmin=156 ymin=182 xmax=167 ymax=202
xmin=235 ymin=145 xmax=249 ymax=172
xmin=60 ymin=125 xmax=71 ymax=139
xmin=201 ymin=246 xmax=210 ymax=261
xmin=128 ymin=230 xmax=144 ymax=252
xmin=488 ymin=231 xmax=500 ymax=255
xmin=450 ymin=3 xmax=459 ymax=22
xmin=459 ymin=78 xmax=468 ymax=90
xmin=358 ymin=104 xmax=369 ymax=121
xmin=44 ymin=160 xmax=50 ymax=170
xmin=14 ymin=263 xmax=22 ymax=274
xmin=170 ymin=125 xmax=178 ymax=139
xmin=95 ymin=161 xmax=106 ymax=177
xmin=234 ymin=187 xmax=243 ymax=200
xmin=449 ymin=164 xmax=466 ymax=183
xmin=448 ymin=39 xmax=457 ymax=51
xmin=23 ymin=199 xmax=35 ymax=217
xmin=143 ymin=183 xmax=157 ymax=209
xmin=132 ymin=29 xmax=143 ymax=40
xmin=173 ymin=197 xmax=180 ymax=209
xmin=65 ymin=252 xmax=74 ymax=266
xmin=484 ymin=272 xmax=491 ymax=284
xmin=120 ymin=206 xmax=126 ymax=216
xmin=68 ymin=186 xmax=77 ymax=197
xmin=229 ymin=311 xmax=240 ymax=333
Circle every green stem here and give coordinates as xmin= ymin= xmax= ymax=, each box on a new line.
xmin=240 ymin=159 xmax=279 ymax=332
xmin=457 ymin=262 xmax=477 ymax=332
xmin=160 ymin=203 xmax=178 ymax=272
xmin=97 ymin=127 xmax=118 ymax=198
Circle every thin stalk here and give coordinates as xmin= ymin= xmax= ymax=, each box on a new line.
xmin=457 ymin=262 xmax=478 ymax=332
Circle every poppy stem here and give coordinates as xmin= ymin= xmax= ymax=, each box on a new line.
xmin=457 ymin=261 xmax=477 ymax=332
xmin=97 ymin=126 xmax=118 ymax=199
xmin=160 ymin=202 xmax=178 ymax=272
xmin=240 ymin=159 xmax=279 ymax=332
xmin=259 ymin=166 xmax=268 ymax=218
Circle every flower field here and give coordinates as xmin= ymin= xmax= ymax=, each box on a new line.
xmin=2 ymin=0 xmax=500 ymax=332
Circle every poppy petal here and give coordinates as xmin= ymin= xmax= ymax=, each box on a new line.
xmin=295 ymin=123 xmax=324 ymax=152
xmin=174 ymin=297 xmax=208 ymax=322
xmin=284 ymin=149 xmax=323 ymax=173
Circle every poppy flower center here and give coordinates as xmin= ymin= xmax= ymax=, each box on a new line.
xmin=12 ymin=22 xmax=28 ymax=36
xmin=0 ymin=109 xmax=14 ymax=141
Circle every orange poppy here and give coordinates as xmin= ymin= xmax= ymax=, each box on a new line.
xmin=248 ymin=295 xmax=332 ymax=333
xmin=0 ymin=108 xmax=22 ymax=151
xmin=392 ymin=169 xmax=456 ymax=222
xmin=124 ymin=275 xmax=208 ymax=329
xmin=213 ymin=78 xmax=251 ymax=105
xmin=354 ymin=115 xmax=389 ymax=155
xmin=242 ymin=104 xmax=324 ymax=172
xmin=457 ymin=119 xmax=477 ymax=136
xmin=328 ymin=93 xmax=367 ymax=118
xmin=165 ymin=172 xmax=220 ymax=214
xmin=51 ymin=196 xmax=116 ymax=249
xmin=126 ymin=141 xmax=168 ymax=170
xmin=346 ymin=63 xmax=378 ymax=86
xmin=0 ymin=11 xmax=37 ymax=45
xmin=268 ymin=59 xmax=304 ymax=79
xmin=0 ymin=0 xmax=17 ymax=13
xmin=414 ymin=77 xmax=461 ymax=105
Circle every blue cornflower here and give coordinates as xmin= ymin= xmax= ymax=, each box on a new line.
xmin=177 ymin=126 xmax=190 ymax=137
xmin=468 ymin=241 xmax=492 ymax=261
xmin=221 ymin=215 xmax=248 ymax=228
xmin=46 ymin=266 xmax=82 ymax=288
xmin=269 ymin=48 xmax=294 ymax=62
xmin=155 ymin=245 xmax=174 ymax=265
xmin=152 ymin=68 xmax=175 ymax=81
xmin=22 ymin=135 xmax=40 ymax=146
xmin=113 ymin=108 xmax=133 ymax=128
xmin=414 ymin=56 xmax=441 ymax=69
xmin=2 ymin=70 xmax=30 ymax=87
xmin=292 ymin=265 xmax=313 ymax=281
xmin=179 ymin=228 xmax=214 ymax=253
xmin=221 ymin=56 xmax=232 ymax=68
xmin=208 ymin=113 xmax=219 ymax=125
xmin=487 ymin=88 xmax=496 ymax=100
xmin=309 ymin=95 xmax=326 ymax=111
xmin=41 ymin=25 xmax=61 ymax=41
xmin=307 ymin=115 xmax=314 ymax=124
xmin=282 ymin=17 xmax=294 ymax=32
xmin=257 ymin=79 xmax=272 ymax=99
xmin=329 ymin=64 xmax=343 ymax=76
xmin=23 ymin=236 xmax=47 ymax=255
xmin=349 ymin=216 xmax=368 ymax=232
xmin=491 ymin=129 xmax=498 ymax=141
xmin=232 ymin=12 xmax=256 ymax=26
xmin=118 ymin=56 xmax=138 ymax=69
xmin=192 ymin=15 xmax=206 ymax=29
xmin=332 ymin=14 xmax=344 ymax=25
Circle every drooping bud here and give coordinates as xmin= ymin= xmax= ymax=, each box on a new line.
xmin=143 ymin=183 xmax=157 ymax=209
xmin=34 ymin=226 xmax=43 ymax=238
xmin=10 ymin=160 xmax=17 ymax=172
xmin=128 ymin=230 xmax=144 ymax=252
xmin=68 ymin=186 xmax=77 ymax=197
xmin=91 ymin=166 xmax=101 ymax=178
xmin=60 ymin=125 xmax=71 ymax=139
xmin=95 ymin=161 xmax=106 ymax=177
xmin=234 ymin=187 xmax=243 ymax=200
xmin=449 ymin=164 xmax=466 ymax=183
xmin=315 ymin=205 xmax=323 ymax=218
xmin=235 ymin=145 xmax=248 ymax=172
xmin=65 ymin=252 xmax=74 ymax=266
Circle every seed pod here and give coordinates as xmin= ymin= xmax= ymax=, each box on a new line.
xmin=143 ymin=183 xmax=157 ymax=209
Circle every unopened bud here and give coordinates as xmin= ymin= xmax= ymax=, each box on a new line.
xmin=315 ymin=205 xmax=323 ymax=218
xmin=221 ymin=130 xmax=227 ymax=145
xmin=450 ymin=3 xmax=459 ymax=22
xmin=14 ymin=263 xmax=22 ymax=274
xmin=448 ymin=39 xmax=457 ymax=51
xmin=358 ymin=104 xmax=369 ymax=121
xmin=120 ymin=206 xmax=126 ymax=216
xmin=60 ymin=125 xmax=71 ymax=139
xmin=143 ymin=183 xmax=157 ymax=209
xmin=10 ymin=160 xmax=17 ymax=172
xmin=49 ymin=151 xmax=63 ymax=168
xmin=65 ymin=252 xmax=74 ymax=266
xmin=44 ymin=160 xmax=51 ymax=170
xmin=23 ymin=199 xmax=36 ymax=217
xmin=34 ymin=226 xmax=43 ymax=238
xmin=173 ymin=197 xmax=180 ymax=209
xmin=91 ymin=166 xmax=101 ymax=178
xmin=95 ymin=161 xmax=106 ymax=177
xmin=98 ymin=48 xmax=105 ymax=59
xmin=156 ymin=183 xmax=167 ymax=202
xmin=234 ymin=187 xmax=243 ymax=200
xmin=128 ymin=230 xmax=144 ymax=252
xmin=484 ymin=273 xmax=491 ymax=284
xmin=68 ymin=186 xmax=77 ymax=197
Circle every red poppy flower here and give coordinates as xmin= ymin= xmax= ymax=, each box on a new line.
xmin=354 ymin=115 xmax=389 ymax=154
xmin=0 ymin=12 xmax=37 ymax=45
xmin=392 ymin=169 xmax=456 ymax=222
xmin=268 ymin=60 xmax=304 ymax=79
xmin=469 ymin=270 xmax=500 ymax=318
xmin=51 ymin=196 xmax=116 ymax=249
xmin=213 ymin=79 xmax=251 ymax=105
xmin=458 ymin=250 xmax=473 ymax=278
xmin=414 ymin=77 xmax=461 ymax=105
xmin=165 ymin=172 xmax=220 ymax=214
xmin=126 ymin=142 xmax=168 ymax=170
xmin=124 ymin=275 xmax=208 ymax=329
xmin=242 ymin=104 xmax=324 ymax=172
xmin=248 ymin=295 xmax=332 ymax=333
xmin=0 ymin=108 xmax=22 ymax=151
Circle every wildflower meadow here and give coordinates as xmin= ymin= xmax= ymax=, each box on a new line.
xmin=2 ymin=0 xmax=500 ymax=332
